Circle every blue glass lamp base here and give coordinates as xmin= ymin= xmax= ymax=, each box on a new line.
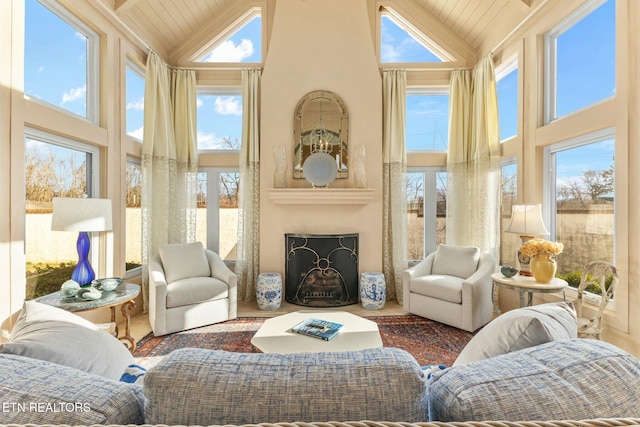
xmin=72 ymin=231 xmax=96 ymax=287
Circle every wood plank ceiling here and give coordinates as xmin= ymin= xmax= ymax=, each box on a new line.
xmin=107 ymin=0 xmax=535 ymax=59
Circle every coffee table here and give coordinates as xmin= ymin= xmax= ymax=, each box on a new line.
xmin=250 ymin=310 xmax=383 ymax=354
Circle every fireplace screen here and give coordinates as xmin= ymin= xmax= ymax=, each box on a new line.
xmin=285 ymin=233 xmax=359 ymax=307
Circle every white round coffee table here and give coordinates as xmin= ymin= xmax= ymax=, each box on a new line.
xmin=250 ymin=310 xmax=383 ymax=354
xmin=491 ymin=272 xmax=568 ymax=316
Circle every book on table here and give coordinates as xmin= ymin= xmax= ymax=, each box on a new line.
xmin=291 ymin=317 xmax=344 ymax=341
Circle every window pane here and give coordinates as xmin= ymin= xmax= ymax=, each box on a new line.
xmin=200 ymin=15 xmax=261 ymax=62
xmin=406 ymin=93 xmax=449 ymax=151
xmin=218 ymin=172 xmax=239 ymax=260
xmin=196 ymin=172 xmax=208 ymax=246
xmin=126 ymin=160 xmax=142 ymax=271
xmin=407 ymin=172 xmax=424 ymax=260
xmin=500 ymin=162 xmax=519 ymax=266
xmin=380 ymin=15 xmax=443 ymax=62
xmin=24 ymin=0 xmax=90 ymax=118
xmin=197 ymin=93 xmax=242 ymax=150
xmin=126 ymin=66 xmax=145 ymax=141
xmin=25 ymin=137 xmax=91 ymax=299
xmin=497 ymin=67 xmax=518 ymax=141
xmin=553 ymin=139 xmax=614 ymax=278
xmin=555 ymin=0 xmax=615 ymax=118
xmin=435 ymin=171 xmax=447 ymax=247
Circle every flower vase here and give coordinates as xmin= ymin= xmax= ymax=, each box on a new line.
xmin=530 ymin=252 xmax=557 ymax=283
xmin=273 ymin=145 xmax=287 ymax=188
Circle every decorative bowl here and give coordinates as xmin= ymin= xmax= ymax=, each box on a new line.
xmin=501 ymin=265 xmax=518 ymax=278
xmin=94 ymin=277 xmax=124 ymax=292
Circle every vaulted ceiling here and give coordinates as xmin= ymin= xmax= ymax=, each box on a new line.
xmin=100 ymin=0 xmax=540 ymax=60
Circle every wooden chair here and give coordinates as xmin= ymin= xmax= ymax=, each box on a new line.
xmin=575 ymin=260 xmax=619 ymax=339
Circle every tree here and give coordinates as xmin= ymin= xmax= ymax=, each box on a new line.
xmin=582 ymin=168 xmax=614 ymax=202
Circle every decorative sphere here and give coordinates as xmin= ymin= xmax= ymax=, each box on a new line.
xmin=77 ymin=287 xmax=102 ymax=300
xmin=501 ymin=265 xmax=518 ymax=278
xmin=60 ymin=280 xmax=81 ymax=297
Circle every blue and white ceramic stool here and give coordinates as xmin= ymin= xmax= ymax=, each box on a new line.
xmin=256 ymin=272 xmax=282 ymax=310
xmin=360 ymin=272 xmax=386 ymax=310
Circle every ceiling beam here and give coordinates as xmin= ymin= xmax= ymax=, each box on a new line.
xmin=114 ymin=0 xmax=142 ymax=15
xmin=513 ymin=0 xmax=534 ymax=13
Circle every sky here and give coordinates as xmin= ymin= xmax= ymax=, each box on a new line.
xmin=24 ymin=0 xmax=615 ymax=178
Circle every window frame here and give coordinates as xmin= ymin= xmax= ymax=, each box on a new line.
xmin=25 ymin=0 xmax=100 ymax=124
xmin=542 ymin=126 xmax=616 ymax=309
xmin=407 ymin=166 xmax=446 ymax=261
xmin=543 ymin=0 xmax=613 ymax=124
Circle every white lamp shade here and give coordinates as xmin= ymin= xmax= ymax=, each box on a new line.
xmin=51 ymin=197 xmax=113 ymax=232
xmin=505 ymin=204 xmax=549 ymax=236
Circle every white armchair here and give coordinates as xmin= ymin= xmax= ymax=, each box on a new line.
xmin=402 ymin=244 xmax=496 ymax=332
xmin=149 ymin=242 xmax=237 ymax=336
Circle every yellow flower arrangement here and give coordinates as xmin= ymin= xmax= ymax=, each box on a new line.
xmin=520 ymin=239 xmax=564 ymax=258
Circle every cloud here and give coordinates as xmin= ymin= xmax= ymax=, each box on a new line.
xmin=215 ymin=97 xmax=242 ymax=115
xmin=381 ymin=44 xmax=400 ymax=62
xmin=197 ymin=131 xmax=238 ymax=150
xmin=127 ymin=126 xmax=144 ymax=141
xmin=38 ymin=66 xmax=44 ymax=72
xmin=126 ymin=97 xmax=144 ymax=111
xmin=196 ymin=98 xmax=203 ymax=108
xmin=203 ymin=39 xmax=254 ymax=62
xmin=61 ymin=85 xmax=86 ymax=104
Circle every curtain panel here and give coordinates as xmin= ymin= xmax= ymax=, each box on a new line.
xmin=382 ymin=69 xmax=408 ymax=303
xmin=446 ymin=55 xmax=501 ymax=255
xmin=141 ymin=52 xmax=198 ymax=311
xmin=235 ymin=68 xmax=261 ymax=302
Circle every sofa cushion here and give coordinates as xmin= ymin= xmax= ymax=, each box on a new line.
xmin=143 ymin=347 xmax=428 ymax=425
xmin=410 ymin=275 xmax=463 ymax=303
xmin=432 ymin=244 xmax=480 ymax=279
xmin=0 ymin=301 xmax=135 ymax=381
xmin=453 ymin=301 xmax=577 ymax=365
xmin=0 ymin=353 xmax=144 ymax=425
xmin=159 ymin=241 xmax=210 ymax=283
xmin=428 ymin=339 xmax=640 ymax=421
xmin=166 ymin=276 xmax=229 ymax=308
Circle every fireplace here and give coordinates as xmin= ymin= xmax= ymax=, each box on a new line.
xmin=285 ymin=233 xmax=359 ymax=307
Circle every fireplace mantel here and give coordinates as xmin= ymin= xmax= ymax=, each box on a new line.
xmin=267 ymin=188 xmax=375 ymax=205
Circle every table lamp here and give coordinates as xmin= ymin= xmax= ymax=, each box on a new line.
xmin=505 ymin=204 xmax=549 ymax=276
xmin=51 ymin=196 xmax=113 ymax=287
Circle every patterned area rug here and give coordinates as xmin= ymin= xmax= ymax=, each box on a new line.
xmin=133 ymin=315 xmax=474 ymax=368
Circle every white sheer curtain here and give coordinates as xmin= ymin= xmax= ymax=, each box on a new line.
xmin=235 ymin=68 xmax=261 ymax=301
xmin=141 ymin=52 xmax=198 ymax=311
xmin=446 ymin=55 xmax=501 ymax=254
xmin=382 ymin=69 xmax=408 ymax=303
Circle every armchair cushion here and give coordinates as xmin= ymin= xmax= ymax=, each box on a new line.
xmin=166 ymin=277 xmax=230 ymax=308
xmin=159 ymin=242 xmax=211 ymax=283
xmin=410 ymin=275 xmax=463 ymax=304
xmin=453 ymin=302 xmax=577 ymax=366
xmin=432 ymin=245 xmax=480 ymax=279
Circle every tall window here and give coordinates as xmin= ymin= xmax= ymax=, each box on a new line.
xmin=545 ymin=129 xmax=615 ymax=279
xmin=544 ymin=0 xmax=615 ymax=123
xmin=198 ymin=11 xmax=261 ymax=63
xmin=196 ymin=169 xmax=239 ymax=263
xmin=496 ymin=58 xmax=518 ymax=142
xmin=407 ymin=168 xmax=447 ymax=261
xmin=197 ymin=89 xmax=242 ymax=151
xmin=24 ymin=129 xmax=99 ymax=299
xmin=125 ymin=158 xmax=142 ymax=273
xmin=24 ymin=0 xmax=99 ymax=122
xmin=126 ymin=63 xmax=145 ymax=141
xmin=406 ymin=89 xmax=449 ymax=151
xmin=500 ymin=161 xmax=518 ymax=265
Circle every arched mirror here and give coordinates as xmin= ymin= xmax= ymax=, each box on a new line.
xmin=294 ymin=90 xmax=349 ymax=181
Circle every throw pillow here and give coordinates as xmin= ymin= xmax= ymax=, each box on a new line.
xmin=0 ymin=301 xmax=135 ymax=381
xmin=453 ymin=301 xmax=577 ymax=366
xmin=120 ymin=363 xmax=147 ymax=384
xmin=432 ymin=244 xmax=480 ymax=279
xmin=159 ymin=241 xmax=210 ymax=283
